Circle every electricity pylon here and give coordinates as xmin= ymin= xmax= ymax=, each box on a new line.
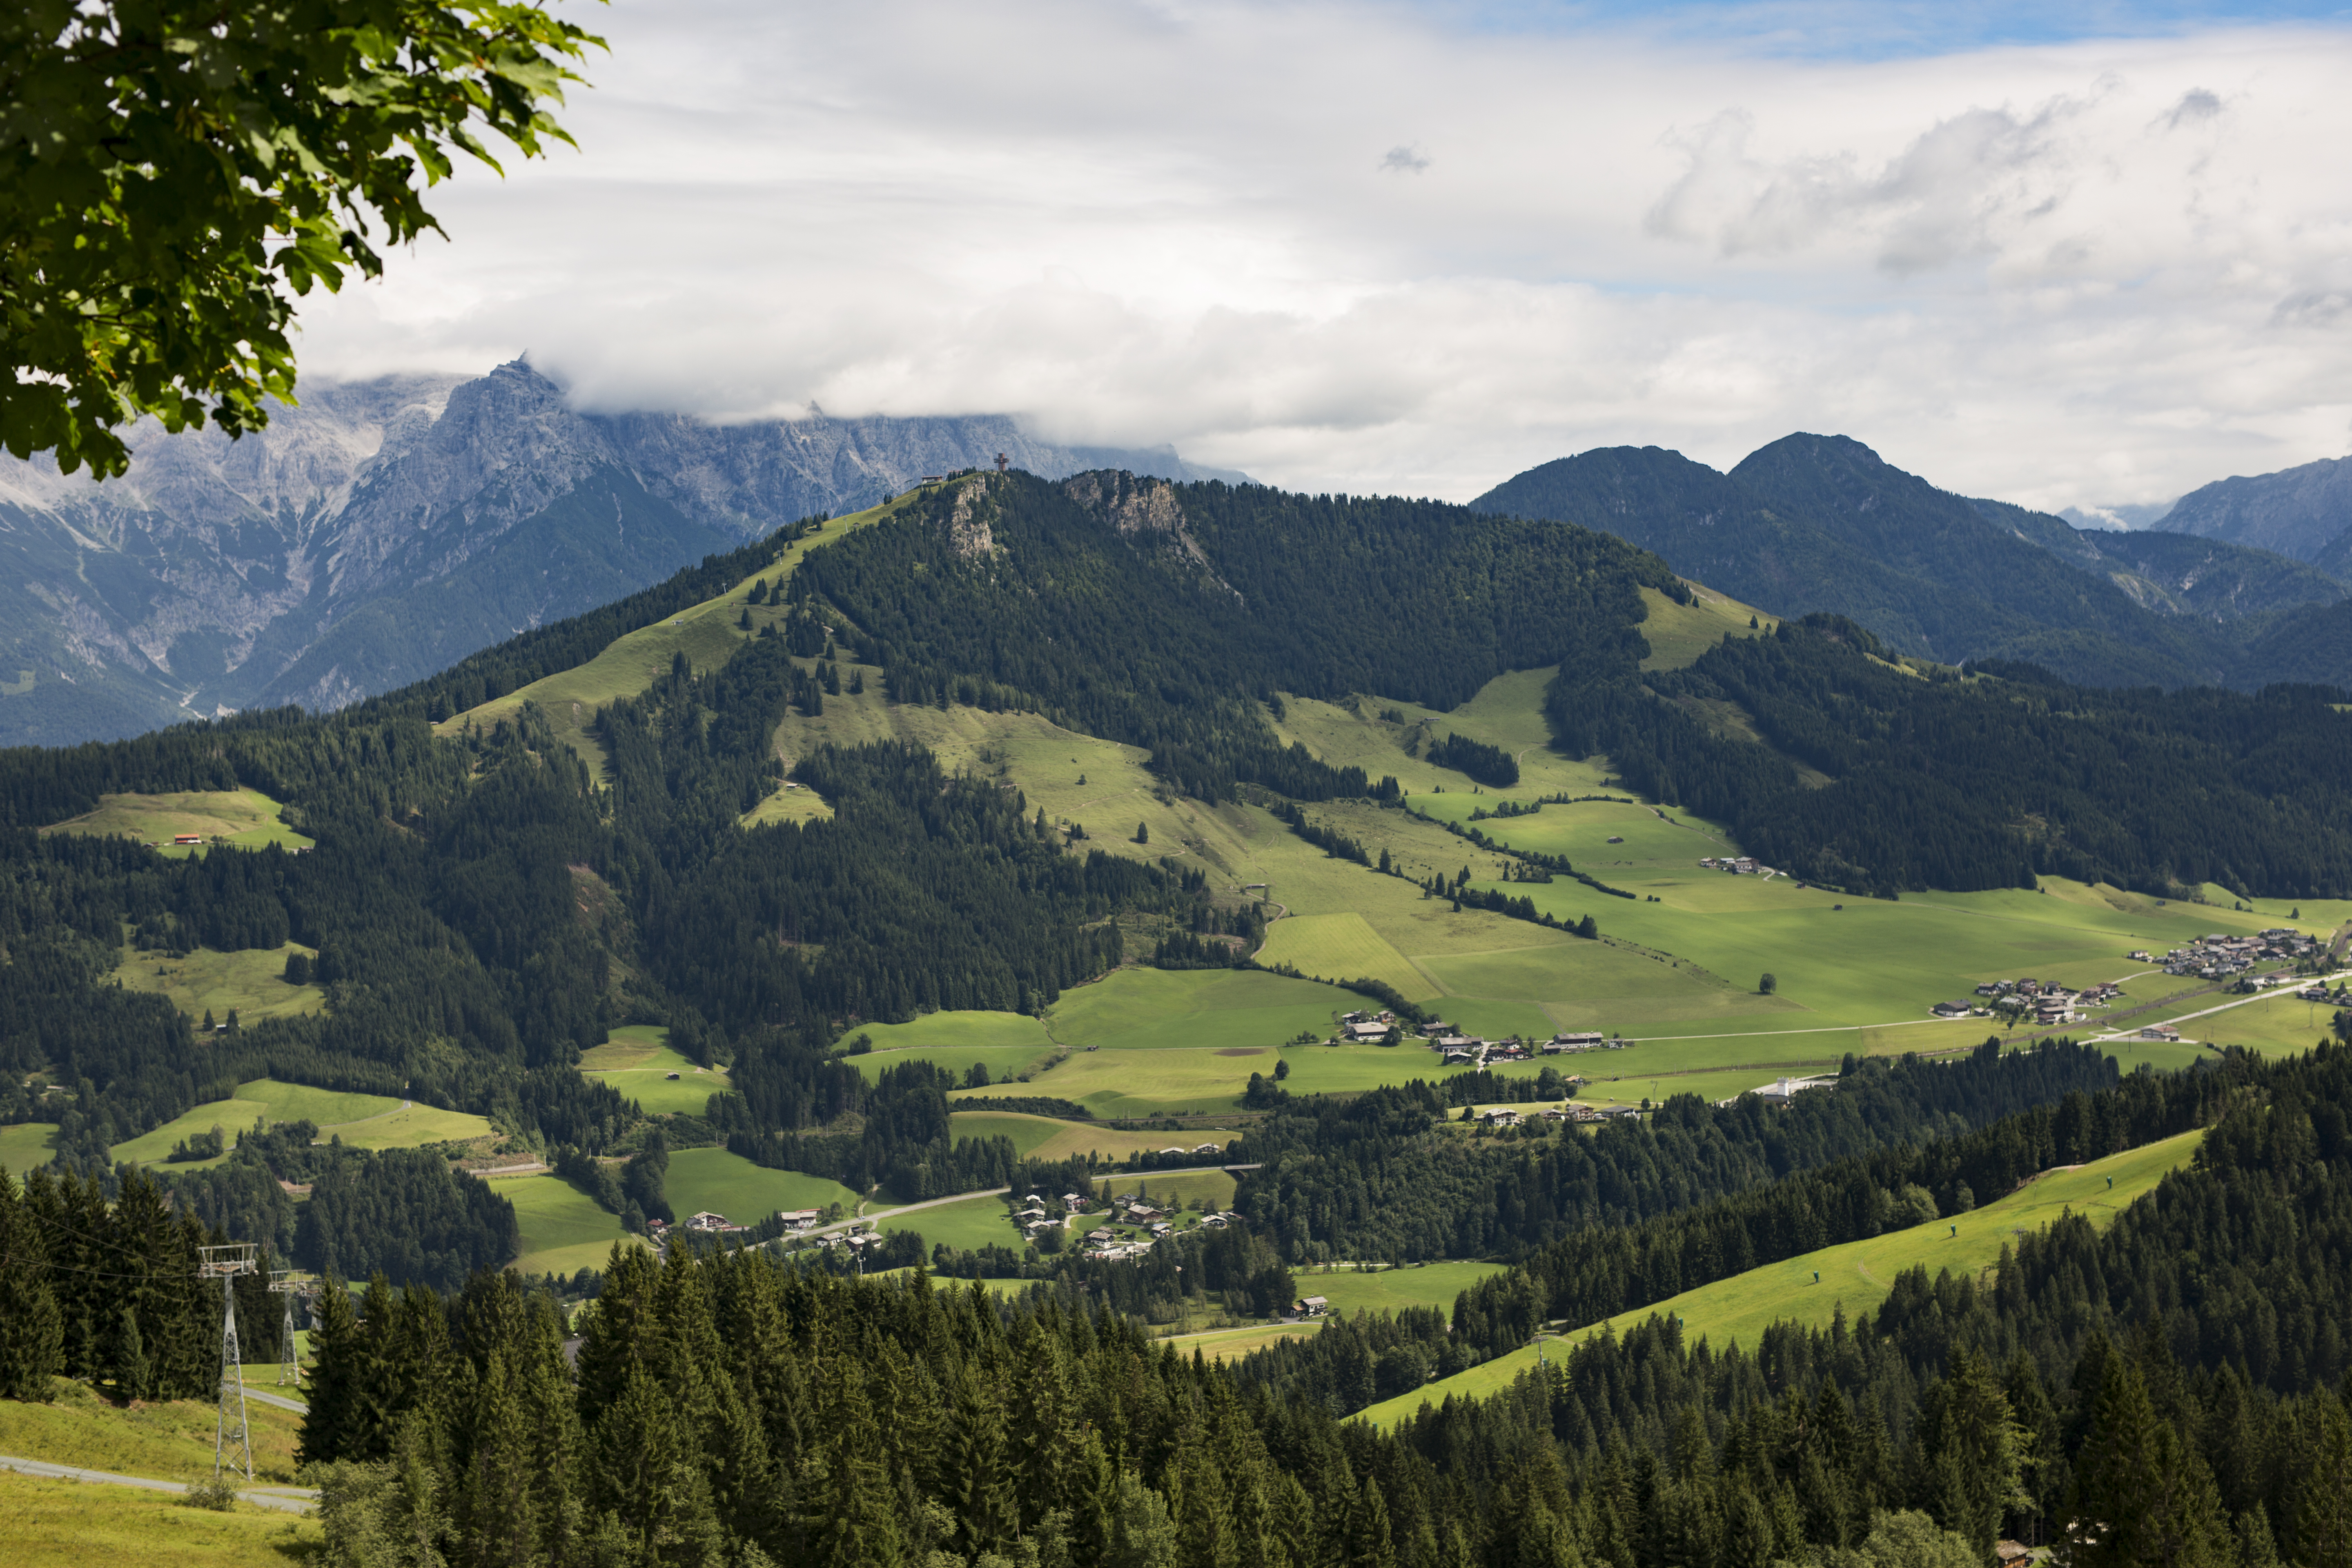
xmin=198 ymin=1243 xmax=260 ymax=1481
xmin=267 ymin=1269 xmax=314 ymax=1385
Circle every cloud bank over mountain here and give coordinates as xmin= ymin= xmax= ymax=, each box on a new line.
xmin=286 ymin=0 xmax=2352 ymax=512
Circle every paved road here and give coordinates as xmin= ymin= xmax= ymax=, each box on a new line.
xmin=0 ymin=1452 xmax=318 ymax=1515
xmin=242 ymin=1386 xmax=307 ymax=1415
xmin=803 ymin=1186 xmax=1012 ymax=1239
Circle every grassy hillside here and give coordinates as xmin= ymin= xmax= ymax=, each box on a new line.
xmin=437 ymin=494 xmax=902 ymax=770
xmin=947 ymin=1110 xmax=1237 ymax=1163
xmin=0 ymin=1472 xmax=322 ymax=1564
xmin=1356 ymin=1127 xmax=2206 ymax=1428
xmin=755 ymin=657 xmax=2347 ymax=1125
xmin=502 ymin=1172 xmax=644 ymax=1278
xmin=1295 ymin=1260 xmax=1508 ymax=1315
xmin=663 ymin=1148 xmax=859 ymax=1225
xmin=876 ymin=1192 xmax=1029 ymax=1254
xmin=37 ymin=787 xmax=313 ymax=858
xmin=0 ymin=1123 xmax=58 ymax=1176
xmin=579 ymin=1025 xmax=736 ymax=1115
xmin=111 ymin=941 xmax=326 ymax=1025
xmin=0 ymin=1378 xmax=305 ymax=1485
xmin=1635 ymin=582 xmax=1775 ymax=670
xmin=108 ymin=1080 xmax=494 ymax=1168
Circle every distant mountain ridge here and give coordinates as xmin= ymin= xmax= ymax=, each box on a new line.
xmin=1473 ymin=434 xmax=2352 ymax=691
xmin=2160 ymin=455 xmax=2352 ymax=563
xmin=0 ymin=361 xmax=1248 ymax=745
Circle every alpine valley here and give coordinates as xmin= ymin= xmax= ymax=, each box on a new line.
xmin=2 ymin=440 xmax=2350 ymax=1568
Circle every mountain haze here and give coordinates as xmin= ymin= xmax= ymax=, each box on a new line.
xmin=0 ymin=361 xmax=1246 ymax=746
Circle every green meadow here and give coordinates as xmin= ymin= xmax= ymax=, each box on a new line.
xmin=1356 ymin=1128 xmax=2205 ymax=1428
xmin=0 ymin=1122 xmax=58 ymax=1176
xmin=109 ymin=1078 xmax=494 ymax=1167
xmin=111 ymin=940 xmax=327 ymax=1025
xmin=1633 ymin=583 xmax=1775 ymax=671
xmin=844 ymin=1010 xmax=1059 ymax=1084
xmin=0 ymin=1472 xmax=324 ymax=1565
xmin=876 ymin=1192 xmax=1032 ymax=1255
xmin=579 ymin=1025 xmax=737 ymax=1114
xmin=0 ymin=1375 xmax=306 ymax=1486
xmin=663 ymin=1147 xmax=859 ymax=1225
xmin=1298 ymin=1260 xmax=1508 ymax=1315
xmin=439 ymin=498 xmax=902 ymax=769
xmin=37 ymin=786 xmax=314 ymax=858
xmin=1256 ymin=912 xmax=1441 ymax=1002
xmin=1094 ymin=1169 xmax=1239 ymax=1210
xmin=1170 ymin=1323 xmax=1323 ymax=1362
xmin=503 ymin=1172 xmax=644 ymax=1278
xmin=949 ymin=1110 xmax=1237 ymax=1163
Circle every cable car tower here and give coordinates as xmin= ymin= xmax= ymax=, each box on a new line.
xmin=268 ymin=1270 xmax=315 ymax=1385
xmin=198 ymin=1243 xmax=259 ymax=1480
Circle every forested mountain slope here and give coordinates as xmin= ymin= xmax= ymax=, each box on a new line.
xmin=1555 ymin=610 xmax=2352 ymax=897
xmin=0 ymin=364 xmax=1243 ymax=746
xmin=1472 ymin=434 xmax=2352 ymax=690
xmin=2163 ymin=450 xmax=2352 ymax=560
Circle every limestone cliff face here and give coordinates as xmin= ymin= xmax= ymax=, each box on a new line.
xmin=0 ymin=363 xmax=1249 ymax=745
xmin=1061 ymin=470 xmax=1236 ymax=597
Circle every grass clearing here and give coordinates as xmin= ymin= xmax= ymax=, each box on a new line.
xmin=0 ymin=1377 xmax=305 ymax=1485
xmin=38 ymin=787 xmax=313 ymax=858
xmin=1256 ymin=913 xmax=1439 ymax=1002
xmin=842 ymin=1011 xmax=1059 ymax=1086
xmin=1166 ymin=1323 xmax=1322 ymax=1361
xmin=1636 ymin=583 xmax=1774 ymax=671
xmin=740 ymin=780 xmax=834 ymax=827
xmin=0 ymin=1123 xmax=58 ymax=1176
xmin=503 ymin=1173 xmax=644 ymax=1278
xmin=1356 ymin=1130 xmax=2205 ymax=1428
xmin=948 ymin=1111 xmax=1237 ymax=1163
xmin=662 ymin=1148 xmax=859 ymax=1226
xmin=113 ymin=941 xmax=326 ymax=1025
xmin=0 ymin=1471 xmax=321 ymax=1565
xmin=1094 ymin=1169 xmax=1238 ymax=1210
xmin=108 ymin=1079 xmax=492 ymax=1167
xmin=1047 ymin=968 xmax=1358 ymax=1054
xmin=326 ymin=1102 xmax=495 ymax=1150
xmin=580 ymin=1027 xmax=737 ymax=1115
xmin=1298 ymin=1261 xmax=1507 ymax=1316
xmin=877 ymin=1192 xmax=1029 ymax=1255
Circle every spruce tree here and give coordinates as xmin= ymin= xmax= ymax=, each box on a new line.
xmin=0 ymin=1171 xmax=62 ymax=1399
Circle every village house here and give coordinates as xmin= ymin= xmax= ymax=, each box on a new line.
xmin=775 ymin=1209 xmax=821 ymax=1231
xmin=1931 ymin=1000 xmax=1973 ymax=1018
xmin=1544 ymin=1031 xmax=1606 ymax=1053
xmin=1294 ymin=1295 xmax=1330 ymax=1317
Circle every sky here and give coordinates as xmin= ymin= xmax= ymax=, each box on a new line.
xmin=295 ymin=0 xmax=2352 ymax=514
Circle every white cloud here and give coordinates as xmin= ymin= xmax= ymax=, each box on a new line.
xmin=290 ymin=0 xmax=2352 ymax=512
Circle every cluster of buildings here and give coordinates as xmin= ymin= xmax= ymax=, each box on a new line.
xmin=1697 ymin=856 xmax=1773 ymax=876
xmin=1943 ymin=977 xmax=2126 ymax=1026
xmin=1078 ymin=1190 xmax=1233 ymax=1262
xmin=2132 ymin=929 xmax=2318 ymax=979
xmin=649 ymin=1210 xmax=751 ymax=1241
xmin=1473 ymin=1102 xmax=1639 ymax=1127
xmin=1413 ymin=1017 xmax=1623 ymax=1066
